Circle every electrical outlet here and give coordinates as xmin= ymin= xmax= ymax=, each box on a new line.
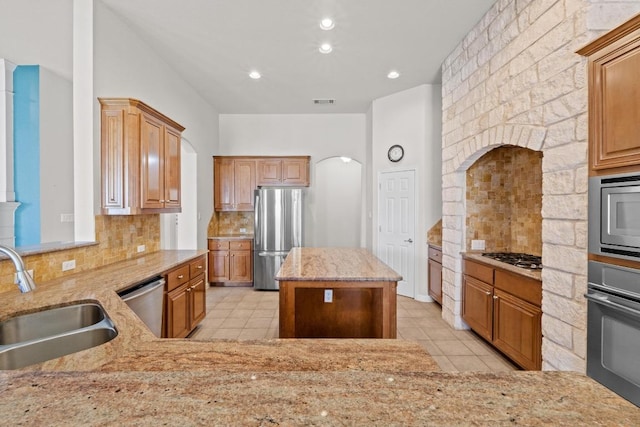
xmin=239 ymin=227 xmax=247 ymax=233
xmin=14 ymin=270 xmax=34 ymax=284
xmin=471 ymin=240 xmax=486 ymax=251
xmin=324 ymin=289 xmax=333 ymax=303
xmin=137 ymin=245 xmax=146 ymax=253
xmin=62 ymin=260 xmax=76 ymax=271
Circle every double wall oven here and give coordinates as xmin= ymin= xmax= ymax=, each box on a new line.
xmin=587 ymin=172 xmax=640 ymax=406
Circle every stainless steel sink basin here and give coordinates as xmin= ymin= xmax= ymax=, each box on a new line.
xmin=0 ymin=302 xmax=118 ymax=369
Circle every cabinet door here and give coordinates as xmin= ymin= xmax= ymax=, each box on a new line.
xmin=101 ymin=108 xmax=125 ymax=209
xmin=493 ymin=289 xmax=542 ymax=370
xmin=189 ymin=274 xmax=207 ymax=329
xmin=167 ymin=284 xmax=190 ymax=338
xmin=590 ymin=39 xmax=640 ymax=172
xmin=282 ymin=158 xmax=309 ymax=186
xmin=428 ymin=259 xmax=442 ymax=304
xmin=140 ymin=113 xmax=165 ymax=209
xmin=233 ymin=160 xmax=256 ymax=210
xmin=208 ymin=250 xmax=230 ymax=282
xmin=462 ymin=275 xmax=493 ymax=341
xmin=214 ymin=157 xmax=235 ymax=211
xmin=230 ymin=250 xmax=252 ymax=282
xmin=256 ymin=159 xmax=282 ymax=185
xmin=164 ymin=127 xmax=181 ymax=209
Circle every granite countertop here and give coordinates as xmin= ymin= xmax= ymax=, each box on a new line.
xmin=1 ymin=250 xmax=638 ymax=424
xmin=208 ymin=234 xmax=254 ymax=239
xmin=463 ymin=251 xmax=542 ymax=281
xmin=276 ymin=247 xmax=402 ymax=282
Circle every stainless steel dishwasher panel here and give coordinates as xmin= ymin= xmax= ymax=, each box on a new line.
xmin=118 ymin=277 xmax=165 ymax=337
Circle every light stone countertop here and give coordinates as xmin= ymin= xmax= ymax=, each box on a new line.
xmin=1 ymin=250 xmax=639 ymax=424
xmin=276 ymin=247 xmax=402 ymax=282
xmin=208 ymin=234 xmax=254 ymax=240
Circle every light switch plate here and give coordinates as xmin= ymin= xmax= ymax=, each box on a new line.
xmin=62 ymin=260 xmax=76 ymax=271
xmin=324 ymin=289 xmax=333 ymax=303
xmin=137 ymin=245 xmax=146 ymax=253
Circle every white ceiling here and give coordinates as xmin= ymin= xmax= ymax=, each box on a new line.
xmin=102 ymin=0 xmax=495 ymax=114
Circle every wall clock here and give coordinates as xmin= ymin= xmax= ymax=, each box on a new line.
xmin=388 ymin=144 xmax=404 ymax=162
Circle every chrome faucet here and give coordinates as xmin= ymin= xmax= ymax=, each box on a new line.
xmin=0 ymin=245 xmax=36 ymax=292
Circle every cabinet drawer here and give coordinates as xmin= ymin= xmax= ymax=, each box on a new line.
xmin=208 ymin=240 xmax=230 ymax=250
xmin=428 ymin=246 xmax=442 ymax=263
xmin=494 ymin=269 xmax=542 ymax=306
xmin=464 ymin=259 xmax=494 ymax=284
xmin=166 ymin=264 xmax=190 ymax=292
xmin=230 ymin=240 xmax=252 ymax=250
xmin=190 ymin=256 xmax=206 ymax=277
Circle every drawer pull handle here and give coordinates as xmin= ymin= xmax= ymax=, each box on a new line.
xmin=197 ymin=265 xmax=203 ymax=269
xmin=178 ymin=274 xmax=184 ymax=279
xmin=493 ymin=295 xmax=498 ymax=299
xmin=485 ymin=291 xmax=491 ymax=296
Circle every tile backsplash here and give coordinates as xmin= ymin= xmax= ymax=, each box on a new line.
xmin=208 ymin=211 xmax=254 ymax=236
xmin=0 ymin=215 xmax=160 ymax=294
xmin=465 ymin=146 xmax=542 ymax=255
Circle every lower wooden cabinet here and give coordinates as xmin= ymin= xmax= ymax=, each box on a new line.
xmin=462 ymin=257 xmax=542 ymax=370
xmin=164 ymin=255 xmax=207 ymax=338
xmin=208 ymin=238 xmax=253 ymax=285
xmin=427 ymin=245 xmax=443 ymax=304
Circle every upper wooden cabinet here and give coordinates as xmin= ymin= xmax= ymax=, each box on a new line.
xmin=214 ymin=157 xmax=256 ymax=211
xmin=578 ymin=15 xmax=640 ymax=175
xmin=214 ymin=156 xmax=310 ymax=212
xmin=99 ymin=98 xmax=185 ymax=214
xmin=256 ymin=157 xmax=310 ymax=186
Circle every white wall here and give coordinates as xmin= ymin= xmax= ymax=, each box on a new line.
xmin=94 ymin=1 xmax=220 ymax=249
xmin=219 ymin=113 xmax=367 ymax=246
xmin=0 ymin=0 xmax=75 ymax=244
xmin=40 ymin=68 xmax=74 ymax=242
xmin=371 ymin=84 xmax=442 ymax=301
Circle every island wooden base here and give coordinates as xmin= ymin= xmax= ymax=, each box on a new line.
xmin=279 ymin=280 xmax=397 ymax=338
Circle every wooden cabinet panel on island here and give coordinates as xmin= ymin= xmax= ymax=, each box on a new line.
xmin=99 ymin=98 xmax=185 ymax=214
xmin=164 ymin=255 xmax=207 ymax=338
xmin=208 ymin=239 xmax=253 ymax=285
xmin=578 ymin=14 xmax=640 ymax=175
xmin=427 ymin=245 xmax=443 ymax=304
xmin=462 ymin=257 xmax=542 ymax=370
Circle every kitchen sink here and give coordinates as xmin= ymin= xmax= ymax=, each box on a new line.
xmin=0 ymin=302 xmax=118 ymax=369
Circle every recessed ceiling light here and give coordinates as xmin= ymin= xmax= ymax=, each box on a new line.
xmin=320 ymin=18 xmax=335 ymax=30
xmin=249 ymin=71 xmax=261 ymax=79
xmin=387 ymin=71 xmax=400 ymax=79
xmin=319 ymin=43 xmax=333 ymax=54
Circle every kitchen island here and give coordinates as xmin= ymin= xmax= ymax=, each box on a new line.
xmin=275 ymin=247 xmax=401 ymax=338
xmin=0 ymin=250 xmax=639 ymax=424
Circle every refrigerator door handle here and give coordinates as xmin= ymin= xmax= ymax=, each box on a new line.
xmin=254 ymin=192 xmax=261 ymax=247
xmin=258 ymin=251 xmax=288 ymax=258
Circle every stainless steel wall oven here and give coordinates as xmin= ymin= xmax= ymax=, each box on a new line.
xmin=586 ymin=261 xmax=640 ymax=406
xmin=589 ymin=172 xmax=640 ymax=261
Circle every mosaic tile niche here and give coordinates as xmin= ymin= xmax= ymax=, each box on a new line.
xmin=466 ymin=146 xmax=542 ymax=256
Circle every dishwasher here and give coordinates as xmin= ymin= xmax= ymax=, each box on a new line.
xmin=117 ymin=276 xmax=165 ymax=337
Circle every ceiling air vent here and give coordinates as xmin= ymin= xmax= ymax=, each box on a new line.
xmin=313 ymin=99 xmax=335 ymax=105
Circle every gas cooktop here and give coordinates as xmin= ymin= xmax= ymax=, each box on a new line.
xmin=481 ymin=252 xmax=542 ymax=270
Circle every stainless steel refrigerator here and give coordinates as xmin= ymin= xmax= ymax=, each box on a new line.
xmin=253 ymin=187 xmax=304 ymax=290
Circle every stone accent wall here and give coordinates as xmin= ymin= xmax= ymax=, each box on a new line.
xmin=207 ymin=211 xmax=254 ymax=236
xmin=0 ymin=214 xmax=160 ymax=294
xmin=441 ymin=0 xmax=640 ymax=372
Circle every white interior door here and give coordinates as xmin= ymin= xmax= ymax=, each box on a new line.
xmin=377 ymin=170 xmax=416 ymax=298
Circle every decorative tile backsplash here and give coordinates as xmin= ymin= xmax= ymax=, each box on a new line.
xmin=465 ymin=146 xmax=542 ymax=256
xmin=0 ymin=215 xmax=160 ymax=294
xmin=208 ymin=211 xmax=254 ymax=236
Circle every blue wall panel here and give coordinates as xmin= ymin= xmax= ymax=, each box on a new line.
xmin=13 ymin=65 xmax=40 ymax=246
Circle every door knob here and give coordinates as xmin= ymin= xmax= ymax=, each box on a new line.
xmin=404 ymin=238 xmax=413 ymax=243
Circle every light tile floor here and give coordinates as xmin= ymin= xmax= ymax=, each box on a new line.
xmin=190 ymin=286 xmax=519 ymax=372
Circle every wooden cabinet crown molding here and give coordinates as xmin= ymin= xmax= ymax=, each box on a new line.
xmin=98 ymin=98 xmax=185 ymax=132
